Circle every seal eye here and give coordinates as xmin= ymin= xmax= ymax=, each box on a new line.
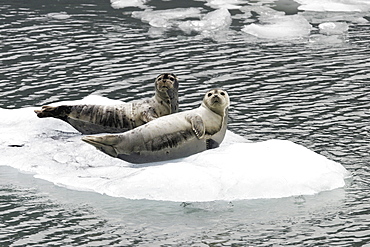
xmin=207 ymin=93 xmax=212 ymax=97
xmin=220 ymin=92 xmax=225 ymax=96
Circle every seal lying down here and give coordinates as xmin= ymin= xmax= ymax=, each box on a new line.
xmin=34 ymin=73 xmax=179 ymax=134
xmin=82 ymin=89 xmax=230 ymax=164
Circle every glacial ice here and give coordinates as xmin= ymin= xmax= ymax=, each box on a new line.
xmin=0 ymin=95 xmax=350 ymax=202
xmin=110 ymin=0 xmax=147 ymax=9
xmin=242 ymin=14 xmax=312 ymax=40
xmin=132 ymin=8 xmax=202 ymax=28
xmin=205 ymin=0 xmax=245 ymax=9
xmin=178 ymin=8 xmax=232 ymax=35
xmin=319 ymin=22 xmax=349 ymax=35
xmin=296 ymin=0 xmax=370 ymax=12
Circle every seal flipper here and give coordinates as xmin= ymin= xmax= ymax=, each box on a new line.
xmin=82 ymin=135 xmax=120 ymax=158
xmin=141 ymin=107 xmax=159 ymax=123
xmin=34 ymin=105 xmax=72 ymax=120
xmin=167 ymin=88 xmax=179 ymax=113
xmin=206 ymin=139 xmax=219 ymax=149
xmin=186 ymin=115 xmax=205 ymax=139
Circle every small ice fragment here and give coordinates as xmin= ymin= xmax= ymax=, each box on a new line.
xmin=111 ymin=0 xmax=147 ymax=9
xmin=309 ymin=34 xmax=346 ymax=45
xmin=47 ymin=12 xmax=71 ymax=20
xmin=132 ymin=8 xmax=202 ymax=28
xmin=242 ymin=15 xmax=312 ymax=39
xmin=296 ymin=0 xmax=370 ymax=12
xmin=319 ymin=22 xmax=348 ymax=35
xmin=178 ymin=8 xmax=232 ymax=34
xmin=205 ymin=0 xmax=245 ymax=9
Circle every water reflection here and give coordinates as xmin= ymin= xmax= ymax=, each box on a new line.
xmin=1 ymin=0 xmax=370 ymax=246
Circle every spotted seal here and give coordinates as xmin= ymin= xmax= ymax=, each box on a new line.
xmin=82 ymin=88 xmax=229 ymax=163
xmin=34 ymin=73 xmax=179 ymax=134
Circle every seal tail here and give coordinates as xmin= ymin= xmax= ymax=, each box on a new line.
xmin=82 ymin=135 xmax=120 ymax=158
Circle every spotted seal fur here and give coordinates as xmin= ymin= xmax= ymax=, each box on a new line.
xmin=34 ymin=73 xmax=179 ymax=134
xmin=82 ymin=88 xmax=229 ymax=163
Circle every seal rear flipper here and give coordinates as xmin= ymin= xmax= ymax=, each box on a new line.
xmin=34 ymin=105 xmax=72 ymax=120
xmin=82 ymin=135 xmax=120 ymax=158
xmin=206 ymin=139 xmax=219 ymax=149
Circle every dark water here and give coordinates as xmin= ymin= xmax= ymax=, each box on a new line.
xmin=1 ymin=0 xmax=370 ymax=246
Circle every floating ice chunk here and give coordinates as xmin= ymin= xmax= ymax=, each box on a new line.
xmin=178 ymin=8 xmax=232 ymax=35
xmin=111 ymin=0 xmax=147 ymax=9
xmin=296 ymin=0 xmax=370 ymax=12
xmin=302 ymin=11 xmax=369 ymax=24
xmin=205 ymin=0 xmax=245 ymax=9
xmin=132 ymin=8 xmax=202 ymax=28
xmin=0 ymin=100 xmax=350 ymax=202
xmin=242 ymin=14 xmax=312 ymax=39
xmin=319 ymin=22 xmax=348 ymax=35
xmin=46 ymin=12 xmax=71 ymax=20
xmin=309 ymin=34 xmax=346 ymax=45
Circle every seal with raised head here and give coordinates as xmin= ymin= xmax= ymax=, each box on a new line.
xmin=82 ymin=88 xmax=229 ymax=163
xmin=34 ymin=73 xmax=179 ymax=134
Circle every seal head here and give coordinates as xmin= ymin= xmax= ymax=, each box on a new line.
xmin=154 ymin=73 xmax=179 ymax=114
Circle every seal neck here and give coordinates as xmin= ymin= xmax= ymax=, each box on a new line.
xmin=155 ymin=89 xmax=178 ymax=113
xmin=201 ymin=102 xmax=228 ymax=117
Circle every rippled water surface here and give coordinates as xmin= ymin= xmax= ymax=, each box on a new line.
xmin=1 ymin=0 xmax=370 ymax=246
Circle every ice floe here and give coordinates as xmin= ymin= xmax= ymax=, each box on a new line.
xmin=0 ymin=95 xmax=350 ymax=202
xmin=132 ymin=8 xmax=202 ymax=28
xmin=319 ymin=22 xmax=349 ymax=35
xmin=111 ymin=0 xmax=148 ymax=9
xmin=242 ymin=14 xmax=312 ymax=40
xmin=205 ymin=0 xmax=245 ymax=9
xmin=296 ymin=0 xmax=370 ymax=12
xmin=178 ymin=8 xmax=232 ymax=35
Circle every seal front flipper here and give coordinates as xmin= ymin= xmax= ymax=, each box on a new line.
xmin=186 ymin=115 xmax=205 ymax=139
xmin=141 ymin=107 xmax=159 ymax=123
xmin=82 ymin=135 xmax=120 ymax=158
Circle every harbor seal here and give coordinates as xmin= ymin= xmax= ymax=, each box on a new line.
xmin=82 ymin=88 xmax=229 ymax=163
xmin=34 ymin=73 xmax=179 ymax=134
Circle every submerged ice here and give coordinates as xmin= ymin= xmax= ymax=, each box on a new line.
xmin=0 ymin=96 xmax=350 ymax=202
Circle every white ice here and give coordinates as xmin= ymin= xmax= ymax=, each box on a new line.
xmin=110 ymin=0 xmax=147 ymax=9
xmin=205 ymin=0 xmax=245 ymax=9
xmin=46 ymin=12 xmax=71 ymax=20
xmin=0 ymin=95 xmax=350 ymax=202
xmin=178 ymin=8 xmax=232 ymax=35
xmin=319 ymin=22 xmax=349 ymax=35
xmin=242 ymin=14 xmax=312 ymax=40
xmin=132 ymin=8 xmax=202 ymax=28
xmin=296 ymin=0 xmax=370 ymax=12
